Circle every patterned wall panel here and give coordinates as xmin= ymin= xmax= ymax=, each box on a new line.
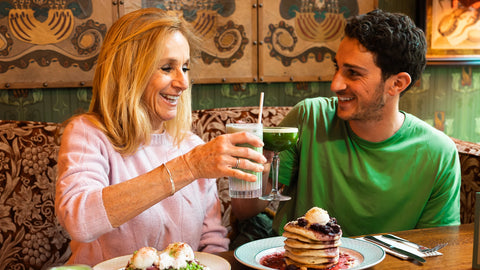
xmin=0 ymin=1 xmax=118 ymax=89
xmin=258 ymin=0 xmax=377 ymax=82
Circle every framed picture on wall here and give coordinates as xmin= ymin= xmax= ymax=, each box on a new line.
xmin=426 ymin=0 xmax=480 ymax=64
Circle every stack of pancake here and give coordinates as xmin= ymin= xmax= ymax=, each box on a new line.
xmin=282 ymin=207 xmax=342 ymax=269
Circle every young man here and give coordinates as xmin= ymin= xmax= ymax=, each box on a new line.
xmin=233 ymin=9 xmax=461 ymax=237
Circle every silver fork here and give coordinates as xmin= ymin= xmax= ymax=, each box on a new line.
xmin=383 ymin=234 xmax=447 ymax=253
xmin=421 ymin=242 xmax=448 ymax=253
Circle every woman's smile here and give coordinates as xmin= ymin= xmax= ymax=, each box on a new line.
xmin=160 ymin=92 xmax=182 ymax=105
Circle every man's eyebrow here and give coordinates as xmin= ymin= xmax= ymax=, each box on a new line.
xmin=341 ymin=62 xmax=368 ymax=73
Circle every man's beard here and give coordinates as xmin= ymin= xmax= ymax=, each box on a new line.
xmin=349 ymin=81 xmax=386 ymax=122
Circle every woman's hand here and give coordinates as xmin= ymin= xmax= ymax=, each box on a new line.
xmin=183 ymin=132 xmax=267 ymax=182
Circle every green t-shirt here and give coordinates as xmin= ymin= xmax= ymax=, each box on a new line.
xmin=273 ymin=97 xmax=461 ymax=237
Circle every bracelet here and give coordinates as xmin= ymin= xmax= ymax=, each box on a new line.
xmin=181 ymin=155 xmax=195 ymax=179
xmin=163 ymin=163 xmax=175 ymax=196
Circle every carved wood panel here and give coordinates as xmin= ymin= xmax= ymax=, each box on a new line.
xmin=258 ymin=0 xmax=378 ymax=82
xmin=0 ymin=0 xmax=118 ymax=89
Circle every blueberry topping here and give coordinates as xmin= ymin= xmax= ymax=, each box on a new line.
xmin=308 ymin=218 xmax=341 ymax=235
xmin=286 ymin=264 xmax=299 ymax=270
xmin=297 ymin=217 xmax=308 ymax=227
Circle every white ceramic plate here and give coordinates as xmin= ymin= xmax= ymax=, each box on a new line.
xmin=234 ymin=236 xmax=385 ymax=270
xmin=93 ymin=251 xmax=230 ymax=270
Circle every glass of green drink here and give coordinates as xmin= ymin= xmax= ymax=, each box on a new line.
xmin=260 ymin=127 xmax=298 ymax=201
xmin=226 ymin=123 xmax=263 ymax=198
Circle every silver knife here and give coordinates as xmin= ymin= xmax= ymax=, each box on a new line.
xmin=364 ymin=235 xmax=426 ymax=263
xmin=383 ymin=234 xmax=427 ymax=249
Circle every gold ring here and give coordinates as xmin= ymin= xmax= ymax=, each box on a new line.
xmin=235 ymin=157 xmax=240 ymax=168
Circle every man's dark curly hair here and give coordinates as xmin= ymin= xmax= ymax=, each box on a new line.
xmin=345 ymin=9 xmax=426 ymax=93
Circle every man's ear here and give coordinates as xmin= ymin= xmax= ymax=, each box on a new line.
xmin=387 ymin=72 xmax=411 ymax=96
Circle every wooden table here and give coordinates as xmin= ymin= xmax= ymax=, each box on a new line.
xmin=217 ymin=223 xmax=474 ymax=269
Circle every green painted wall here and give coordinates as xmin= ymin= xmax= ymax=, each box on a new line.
xmin=1 ymin=1 xmax=479 ymax=142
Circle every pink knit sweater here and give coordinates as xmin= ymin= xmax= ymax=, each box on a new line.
xmin=55 ymin=116 xmax=229 ymax=266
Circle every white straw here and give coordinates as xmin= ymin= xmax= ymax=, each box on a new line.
xmin=258 ymin=92 xmax=264 ymax=124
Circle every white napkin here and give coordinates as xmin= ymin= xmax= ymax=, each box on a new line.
xmin=356 ymin=235 xmax=442 ymax=260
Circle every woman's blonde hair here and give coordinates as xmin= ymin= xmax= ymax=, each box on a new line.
xmin=87 ymin=8 xmax=200 ymax=156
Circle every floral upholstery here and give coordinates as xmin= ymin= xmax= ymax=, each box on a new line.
xmin=451 ymin=137 xmax=480 ymax=224
xmin=0 ymin=107 xmax=478 ymax=269
xmin=0 ymin=120 xmax=70 ymax=270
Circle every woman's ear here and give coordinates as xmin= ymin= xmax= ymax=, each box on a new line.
xmin=387 ymin=72 xmax=411 ymax=96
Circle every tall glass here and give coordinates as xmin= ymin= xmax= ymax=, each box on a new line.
xmin=260 ymin=127 xmax=298 ymax=201
xmin=226 ymin=123 xmax=263 ymax=198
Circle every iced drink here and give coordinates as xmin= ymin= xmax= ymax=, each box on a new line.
xmin=226 ymin=123 xmax=263 ymax=198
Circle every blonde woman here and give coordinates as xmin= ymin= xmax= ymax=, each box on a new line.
xmin=55 ymin=8 xmax=266 ymax=266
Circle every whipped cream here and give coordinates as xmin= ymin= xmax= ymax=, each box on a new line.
xmin=304 ymin=207 xmax=330 ymax=225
